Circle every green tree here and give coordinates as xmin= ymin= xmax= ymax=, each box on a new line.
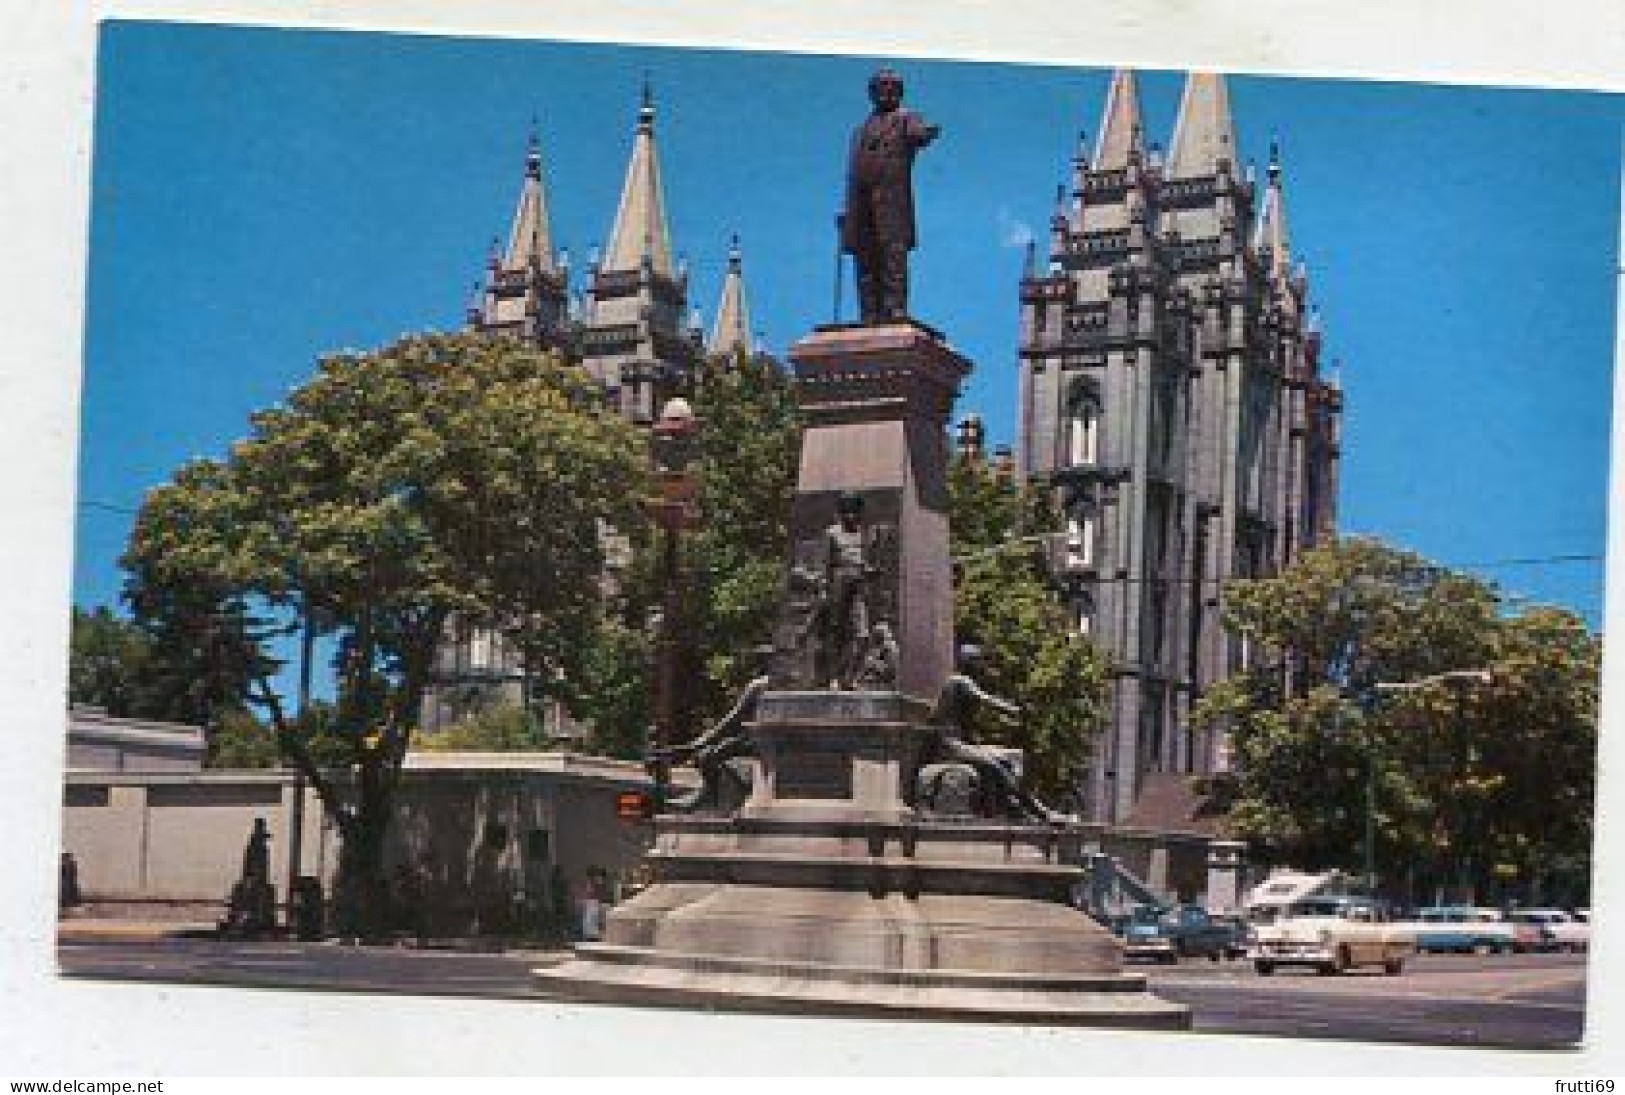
xmin=414 ymin=702 xmax=546 ymax=753
xmin=205 ymin=700 xmax=355 ymax=770
xmin=947 ymin=452 xmax=1108 ymax=801
xmin=683 ymin=349 xmax=802 ymax=719
xmin=122 ymin=332 xmax=649 ymax=935
xmin=206 ymin=708 xmax=281 ymax=768
xmin=1375 ymin=603 xmax=1599 ymax=905
xmin=70 ymin=599 xmax=273 ymax=759
xmin=1195 ymin=536 xmax=1599 ymax=904
xmin=68 ymin=606 xmax=153 ymax=716
xmin=576 ymin=617 xmax=656 ymax=759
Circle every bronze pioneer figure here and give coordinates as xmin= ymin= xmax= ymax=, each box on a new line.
xmin=925 ymin=646 xmax=1070 ymax=824
xmin=842 ymin=69 xmax=939 ymax=324
xmin=794 ymin=491 xmax=883 ymax=688
xmin=649 ymin=646 xmax=773 ymax=811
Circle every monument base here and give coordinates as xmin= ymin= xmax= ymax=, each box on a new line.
xmin=532 ymin=691 xmax=1189 ymax=1029
xmin=535 ymin=939 xmax=1190 ymax=1028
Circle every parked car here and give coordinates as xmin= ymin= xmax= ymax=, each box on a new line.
xmin=1507 ymin=908 xmax=1589 ymax=952
xmin=1160 ymin=905 xmax=1251 ymax=960
xmin=1410 ymin=906 xmax=1517 ymax=954
xmin=1110 ymin=906 xmax=1178 ymax=964
xmin=1249 ymin=895 xmax=1414 ymax=976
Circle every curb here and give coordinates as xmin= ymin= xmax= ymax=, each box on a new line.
xmin=57 ymin=920 xmax=217 ymax=941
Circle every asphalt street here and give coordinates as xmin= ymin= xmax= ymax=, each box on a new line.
xmin=57 ymin=936 xmax=1587 ymax=1049
xmin=1136 ymin=951 xmax=1587 ymax=1049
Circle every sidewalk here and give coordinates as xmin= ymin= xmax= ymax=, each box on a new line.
xmin=56 ymin=917 xmax=575 ymax=960
xmin=57 ymin=918 xmax=217 ymax=942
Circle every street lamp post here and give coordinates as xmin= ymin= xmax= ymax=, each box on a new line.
xmin=647 ymin=397 xmax=701 ymax=798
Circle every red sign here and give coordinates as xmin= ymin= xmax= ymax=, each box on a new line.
xmin=616 ymin=790 xmax=653 ymax=821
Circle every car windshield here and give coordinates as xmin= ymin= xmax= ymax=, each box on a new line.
xmin=1289 ymin=898 xmax=1361 ymax=918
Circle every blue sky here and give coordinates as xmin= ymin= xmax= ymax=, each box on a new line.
xmin=76 ymin=20 xmax=1622 ymax=637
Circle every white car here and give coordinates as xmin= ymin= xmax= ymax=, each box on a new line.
xmin=1249 ymin=896 xmax=1415 ymax=976
xmin=1507 ymin=908 xmax=1589 ymax=952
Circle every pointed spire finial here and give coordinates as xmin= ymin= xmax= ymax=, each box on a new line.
xmin=525 ymin=114 xmax=542 ymax=175
xmin=1267 ymin=138 xmax=1282 ymax=183
xmin=1023 ymin=238 xmax=1037 ymax=279
xmin=708 ymin=233 xmax=752 ymax=357
xmin=639 ymin=73 xmax=655 ymax=128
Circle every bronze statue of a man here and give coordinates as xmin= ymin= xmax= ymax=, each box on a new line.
xmin=843 ymin=68 xmax=939 ymax=324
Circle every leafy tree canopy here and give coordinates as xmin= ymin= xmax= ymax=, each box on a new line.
xmin=414 ymin=702 xmax=547 ymax=753
xmin=121 ymin=332 xmax=649 ymax=931
xmin=1195 ymin=536 xmax=1598 ymax=905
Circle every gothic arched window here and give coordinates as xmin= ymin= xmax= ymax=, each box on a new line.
xmin=1064 ymin=499 xmax=1099 ymax=571
xmin=1064 ymin=380 xmax=1102 ymax=468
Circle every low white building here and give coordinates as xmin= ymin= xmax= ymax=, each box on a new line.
xmin=66 ymin=705 xmax=205 ymax=773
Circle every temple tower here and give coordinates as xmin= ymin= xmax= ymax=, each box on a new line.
xmin=706 ymin=235 xmax=753 ymax=357
xmin=1016 ymin=70 xmax=1341 ymax=823
xmin=470 ymin=126 xmax=572 ymax=350
xmin=581 ymin=83 xmax=701 ymax=424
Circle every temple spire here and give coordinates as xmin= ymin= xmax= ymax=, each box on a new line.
xmin=1252 ymin=139 xmax=1291 ymax=281
xmin=1167 ymin=72 xmax=1238 ymax=179
xmin=603 ymin=81 xmax=675 ymax=277
xmin=1092 ymin=69 xmax=1144 ymax=170
xmin=707 ymin=235 xmax=752 ymax=357
xmin=499 ymin=120 xmax=558 ymax=277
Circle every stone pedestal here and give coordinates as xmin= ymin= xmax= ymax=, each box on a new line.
xmin=535 ymin=693 xmax=1191 ymax=1028
xmin=741 ymin=691 xmax=923 ymax=822
xmin=775 ymin=322 xmax=968 ymax=701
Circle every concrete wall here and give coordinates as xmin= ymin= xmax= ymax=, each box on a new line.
xmin=60 ymin=753 xmax=656 ymax=918
xmin=62 ymin=771 xmax=336 ymax=903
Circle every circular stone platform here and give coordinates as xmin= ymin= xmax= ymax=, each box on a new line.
xmin=533 ymin=691 xmax=1191 ymax=1029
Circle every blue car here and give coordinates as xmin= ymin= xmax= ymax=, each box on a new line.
xmin=1410 ymin=907 xmax=1516 ymax=954
xmin=1109 ymin=906 xmax=1178 ymax=964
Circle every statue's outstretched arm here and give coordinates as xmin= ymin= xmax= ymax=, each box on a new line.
xmin=967 ymin=678 xmax=1021 ymax=720
xmin=663 ymin=676 xmax=767 ymax=758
